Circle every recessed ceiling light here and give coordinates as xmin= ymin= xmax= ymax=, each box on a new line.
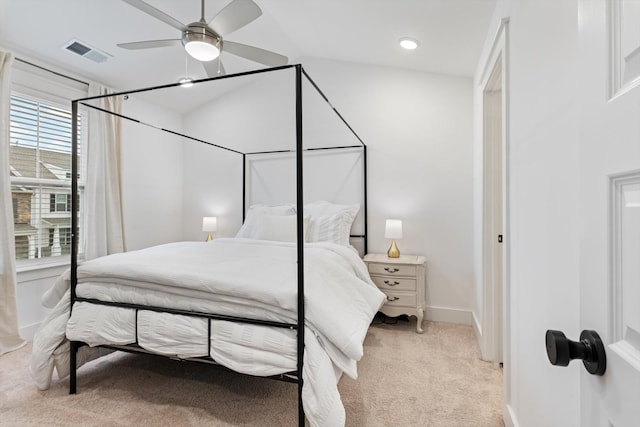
xmin=399 ymin=37 xmax=419 ymax=50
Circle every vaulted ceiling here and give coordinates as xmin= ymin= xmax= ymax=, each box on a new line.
xmin=0 ymin=0 xmax=497 ymax=93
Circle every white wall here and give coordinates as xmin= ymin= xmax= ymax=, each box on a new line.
xmin=181 ymin=69 xmax=295 ymax=241
xmin=473 ymin=0 xmax=581 ymax=426
xmin=16 ymin=264 xmax=66 ymax=339
xmin=120 ymin=97 xmax=184 ymax=250
xmin=181 ymin=67 xmax=368 ymax=243
xmin=15 ymin=56 xmax=475 ymax=337
xmin=182 ymin=58 xmax=475 ymax=323
xmin=300 ymin=59 xmax=475 ymax=322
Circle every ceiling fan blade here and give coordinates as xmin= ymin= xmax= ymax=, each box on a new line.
xmin=208 ymin=0 xmax=262 ymax=36
xmin=121 ymin=0 xmax=186 ymax=31
xmin=117 ymin=39 xmax=181 ymax=50
xmin=202 ymin=58 xmax=226 ymax=77
xmin=224 ymin=41 xmax=288 ymax=66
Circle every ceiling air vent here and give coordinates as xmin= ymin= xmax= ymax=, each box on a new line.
xmin=62 ymin=39 xmax=111 ymax=63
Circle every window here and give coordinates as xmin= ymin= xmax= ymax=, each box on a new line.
xmin=50 ymin=193 xmax=71 ymax=212
xmin=9 ymin=93 xmax=85 ymax=262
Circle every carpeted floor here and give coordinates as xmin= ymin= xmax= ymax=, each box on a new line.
xmin=0 ymin=318 xmax=503 ymax=426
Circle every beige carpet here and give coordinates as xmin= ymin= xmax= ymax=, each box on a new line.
xmin=0 ymin=318 xmax=503 ymax=426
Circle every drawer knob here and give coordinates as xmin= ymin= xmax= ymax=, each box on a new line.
xmin=384 ymin=267 xmax=399 ymax=273
xmin=386 ymin=295 xmax=399 ymax=302
xmin=384 ymin=280 xmax=400 ymax=286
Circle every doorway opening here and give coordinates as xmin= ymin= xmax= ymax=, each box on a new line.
xmin=482 ymin=55 xmax=505 ymax=364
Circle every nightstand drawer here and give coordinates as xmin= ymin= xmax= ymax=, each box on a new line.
xmin=382 ymin=292 xmax=416 ymax=307
xmin=368 ymin=263 xmax=417 ymax=277
xmin=371 ymin=276 xmax=416 ymax=291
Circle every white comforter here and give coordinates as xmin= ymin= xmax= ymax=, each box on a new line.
xmin=31 ymin=238 xmax=385 ymax=427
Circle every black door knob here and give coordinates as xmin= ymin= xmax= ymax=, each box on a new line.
xmin=545 ymin=329 xmax=606 ymax=376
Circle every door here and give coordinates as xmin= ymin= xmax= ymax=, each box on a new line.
xmin=578 ymin=1 xmax=640 ymax=425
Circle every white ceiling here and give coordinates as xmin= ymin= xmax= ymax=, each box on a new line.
xmin=0 ymin=0 xmax=496 ymax=95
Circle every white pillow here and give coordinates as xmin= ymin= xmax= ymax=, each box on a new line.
xmin=303 ymin=200 xmax=355 ymax=218
xmin=254 ymin=214 xmax=310 ymax=243
xmin=236 ymin=204 xmax=296 ymax=239
xmin=304 ymin=200 xmax=360 ymax=246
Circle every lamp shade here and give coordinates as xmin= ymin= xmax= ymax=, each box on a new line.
xmin=385 ymin=219 xmax=403 ymax=239
xmin=202 ymin=217 xmax=217 ymax=232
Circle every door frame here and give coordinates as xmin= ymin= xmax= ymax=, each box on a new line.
xmin=477 ymin=17 xmax=513 ymax=425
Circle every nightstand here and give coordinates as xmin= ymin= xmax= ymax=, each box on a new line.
xmin=363 ymin=253 xmax=427 ymax=333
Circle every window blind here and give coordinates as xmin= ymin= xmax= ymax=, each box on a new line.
xmin=9 ymin=93 xmax=85 ymax=261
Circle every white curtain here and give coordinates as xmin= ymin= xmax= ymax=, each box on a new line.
xmin=85 ymin=84 xmax=125 ymax=260
xmin=0 ymin=50 xmax=25 ymax=355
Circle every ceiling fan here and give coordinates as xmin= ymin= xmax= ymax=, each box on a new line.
xmin=117 ymin=0 xmax=288 ymax=78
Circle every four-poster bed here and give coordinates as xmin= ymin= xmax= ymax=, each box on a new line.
xmin=30 ymin=64 xmax=383 ymax=426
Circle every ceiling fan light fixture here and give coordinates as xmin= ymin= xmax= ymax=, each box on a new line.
xmin=119 ymin=0 xmax=287 ymax=74
xmin=184 ymin=40 xmax=219 ymax=61
xmin=182 ymin=24 xmax=221 ymax=62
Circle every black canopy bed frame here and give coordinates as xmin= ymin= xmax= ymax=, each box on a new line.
xmin=68 ymin=64 xmax=368 ymax=426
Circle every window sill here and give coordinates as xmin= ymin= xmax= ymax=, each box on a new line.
xmin=16 ymin=257 xmax=70 ymax=274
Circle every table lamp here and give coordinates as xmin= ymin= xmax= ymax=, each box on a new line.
xmin=385 ymin=219 xmax=402 ymax=258
xmin=202 ymin=216 xmax=217 ymax=242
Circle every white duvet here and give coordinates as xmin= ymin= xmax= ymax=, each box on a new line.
xmin=31 ymin=238 xmax=385 ymax=427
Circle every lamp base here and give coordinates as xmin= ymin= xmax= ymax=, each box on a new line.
xmin=205 ymin=232 xmax=213 ymax=242
xmin=387 ymin=240 xmax=400 ymax=258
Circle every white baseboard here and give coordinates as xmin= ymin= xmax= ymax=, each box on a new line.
xmin=472 ymin=311 xmax=494 ymax=361
xmin=504 ymin=403 xmax=519 ymax=427
xmin=472 ymin=310 xmax=482 ymax=339
xmin=19 ymin=322 xmax=40 ymax=341
xmin=425 ymin=305 xmax=472 ymax=325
